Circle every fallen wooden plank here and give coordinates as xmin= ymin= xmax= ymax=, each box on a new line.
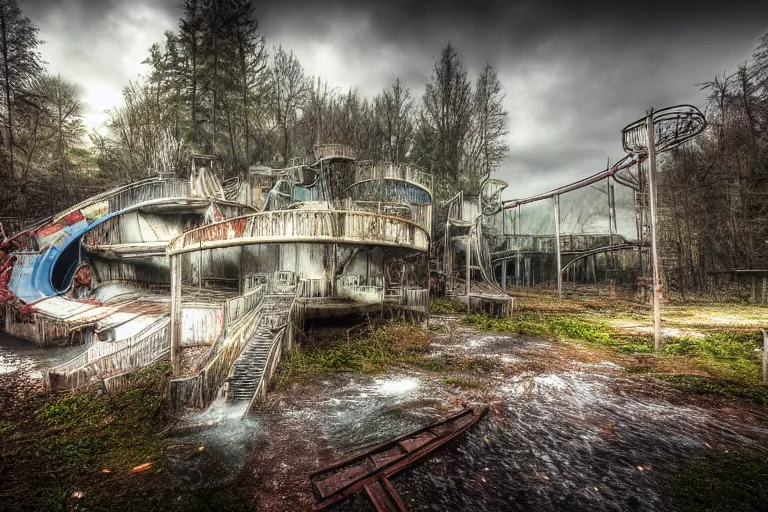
xmin=310 ymin=405 xmax=487 ymax=511
xmin=364 ymin=478 xmax=407 ymax=512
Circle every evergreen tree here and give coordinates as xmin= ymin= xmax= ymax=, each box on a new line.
xmin=0 ymin=0 xmax=43 ymax=180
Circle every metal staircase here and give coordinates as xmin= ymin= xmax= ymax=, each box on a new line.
xmin=224 ymin=295 xmax=293 ymax=403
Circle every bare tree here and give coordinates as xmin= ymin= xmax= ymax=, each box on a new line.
xmin=374 ymin=78 xmax=414 ymax=164
xmin=268 ymin=45 xmax=310 ymax=166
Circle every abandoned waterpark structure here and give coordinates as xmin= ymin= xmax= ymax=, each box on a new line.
xmin=0 ymin=107 xmax=709 ymax=417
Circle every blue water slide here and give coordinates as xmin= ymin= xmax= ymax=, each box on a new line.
xmin=10 ymin=211 xmax=124 ymax=302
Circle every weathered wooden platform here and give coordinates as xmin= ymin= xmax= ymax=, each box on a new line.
xmin=309 ymin=406 xmax=488 ymax=511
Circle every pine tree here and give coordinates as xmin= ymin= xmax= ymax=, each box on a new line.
xmin=0 ymin=0 xmax=43 ymax=179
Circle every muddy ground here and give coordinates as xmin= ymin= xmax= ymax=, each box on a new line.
xmin=2 ymin=293 xmax=768 ymax=511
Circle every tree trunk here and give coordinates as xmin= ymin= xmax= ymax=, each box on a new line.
xmin=1 ymin=9 xmax=14 ymax=179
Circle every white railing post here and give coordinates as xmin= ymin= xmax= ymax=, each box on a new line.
xmin=762 ymin=328 xmax=767 ymax=385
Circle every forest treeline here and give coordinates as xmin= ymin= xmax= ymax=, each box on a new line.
xmin=658 ymin=31 xmax=768 ymax=295
xmin=2 ymin=0 xmax=768 ymax=288
xmin=0 ymin=0 xmax=508 ymax=219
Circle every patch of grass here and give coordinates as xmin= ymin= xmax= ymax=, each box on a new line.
xmin=462 ymin=314 xmax=550 ymax=337
xmin=418 ymin=354 xmax=500 ymax=374
xmin=276 ymin=321 xmax=430 ymax=385
xmin=672 ymin=447 xmax=768 ymax=512
xmin=462 ymin=310 xmax=767 ymax=402
xmin=547 ymin=317 xmax=611 ymax=343
xmin=429 ymin=298 xmax=466 ymax=314
xmin=462 ymin=313 xmax=612 ymax=343
xmin=0 ymin=363 xmax=253 ymax=512
xmin=654 ymin=374 xmax=768 ymax=405
xmin=443 ymin=377 xmax=483 ymax=389
xmin=617 ymin=335 xmax=655 ymax=353
xmin=0 ymin=420 xmax=14 ymax=437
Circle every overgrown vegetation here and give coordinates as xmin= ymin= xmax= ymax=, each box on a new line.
xmin=276 ymin=321 xmax=430 ymax=385
xmin=443 ymin=377 xmax=483 ymax=389
xmin=672 ymin=447 xmax=768 ymax=512
xmin=462 ymin=313 xmax=612 ymax=342
xmin=276 ymin=319 xmax=499 ymax=388
xmin=0 ymin=363 xmax=250 ymax=511
xmin=429 ymin=298 xmax=466 ymax=314
xmin=463 ymin=308 xmax=768 ymax=404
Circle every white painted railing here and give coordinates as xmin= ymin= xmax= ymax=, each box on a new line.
xmin=45 ymin=318 xmax=171 ymax=391
xmin=49 ymin=317 xmax=169 ymax=374
xmin=404 ymin=288 xmax=429 ymax=310
xmin=167 ymin=210 xmax=429 ymax=255
xmin=109 ymin=180 xmax=192 ymax=212
xmin=225 ymin=284 xmax=266 ymax=325
xmin=354 ymin=163 xmax=433 ymax=194
xmin=313 ymin=144 xmax=356 ymax=160
xmin=298 ymin=278 xmax=332 ymax=298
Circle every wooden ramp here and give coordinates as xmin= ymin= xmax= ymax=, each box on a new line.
xmin=309 ymin=406 xmax=488 ymax=511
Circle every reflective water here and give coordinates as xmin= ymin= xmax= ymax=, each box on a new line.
xmin=0 ymin=332 xmax=83 ymax=378
xmin=173 ymin=318 xmax=768 ymax=511
xmin=3 ymin=319 xmax=766 ymax=511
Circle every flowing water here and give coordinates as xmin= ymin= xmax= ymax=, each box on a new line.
xmin=2 ymin=319 xmax=767 ymax=511
xmin=0 ymin=332 xmax=83 ymax=378
xmin=170 ymin=317 xmax=768 ymax=511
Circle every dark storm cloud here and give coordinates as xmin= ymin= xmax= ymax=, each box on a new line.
xmin=18 ymin=0 xmax=768 ymax=197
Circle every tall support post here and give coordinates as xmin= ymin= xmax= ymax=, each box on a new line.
xmin=647 ymin=110 xmax=662 ymax=350
xmin=554 ymin=194 xmax=562 ymax=299
xmin=380 ymin=249 xmax=385 ymax=317
xmin=444 ymin=219 xmax=451 ymax=292
xmin=331 ymin=243 xmax=337 ymax=296
xmin=424 ymin=251 xmax=430 ymax=327
xmin=515 ymin=205 xmax=521 ymax=287
xmin=636 ymin=159 xmax=646 ymax=276
xmin=501 ymin=210 xmax=507 ymax=289
xmin=169 ymin=254 xmax=183 ymax=376
xmin=465 ymin=236 xmax=471 ymax=299
xmin=761 ymin=328 xmax=767 ymax=385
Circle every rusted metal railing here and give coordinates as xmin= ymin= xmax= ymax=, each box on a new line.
xmin=167 ymin=210 xmax=430 ymax=256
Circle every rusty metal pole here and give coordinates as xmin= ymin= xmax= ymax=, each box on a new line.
xmin=170 ymin=254 xmax=183 ymax=376
xmin=554 ymin=194 xmax=562 ymax=299
xmin=646 ymin=109 xmax=662 ymax=350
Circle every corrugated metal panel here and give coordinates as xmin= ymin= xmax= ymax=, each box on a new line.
xmin=65 ymin=304 xmax=123 ymax=325
xmin=32 ymin=296 xmax=97 ymax=320
xmin=94 ymin=311 xmax=139 ymax=332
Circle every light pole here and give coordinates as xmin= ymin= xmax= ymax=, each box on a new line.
xmin=645 ymin=110 xmax=662 ymax=350
xmin=621 ymin=105 xmax=706 ymax=351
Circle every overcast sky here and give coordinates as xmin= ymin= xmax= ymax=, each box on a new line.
xmin=18 ymin=0 xmax=768 ymax=198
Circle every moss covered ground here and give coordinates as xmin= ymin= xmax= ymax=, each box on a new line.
xmin=462 ymin=290 xmax=768 ymax=509
xmin=0 ymin=363 xmax=251 ymax=511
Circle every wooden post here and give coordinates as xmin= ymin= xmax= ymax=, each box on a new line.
xmin=762 ymin=329 xmax=767 ymax=385
xmin=554 ymin=194 xmax=562 ymax=299
xmin=170 ymin=254 xmax=183 ymax=376
xmin=647 ymin=109 xmax=662 ymax=351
